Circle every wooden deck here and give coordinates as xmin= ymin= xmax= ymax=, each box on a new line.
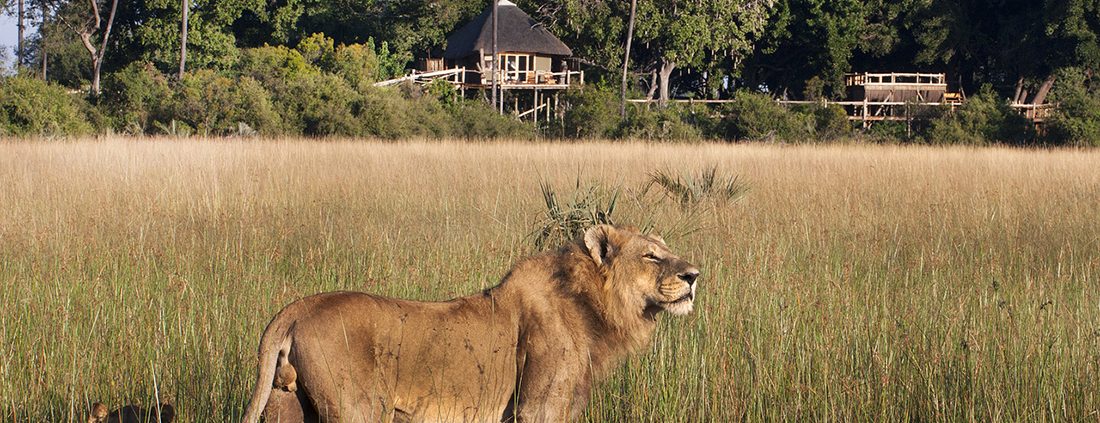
xmin=627 ymin=98 xmax=1056 ymax=126
xmin=373 ymin=68 xmax=583 ymax=90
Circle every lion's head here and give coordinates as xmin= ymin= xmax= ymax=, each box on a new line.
xmin=581 ymin=225 xmax=700 ymax=318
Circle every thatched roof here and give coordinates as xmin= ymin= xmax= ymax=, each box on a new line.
xmin=443 ymin=0 xmax=573 ymax=60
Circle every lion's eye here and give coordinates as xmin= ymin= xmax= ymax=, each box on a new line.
xmin=643 ymin=252 xmax=661 ymax=262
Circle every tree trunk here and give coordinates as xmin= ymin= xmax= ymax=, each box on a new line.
xmin=179 ymin=0 xmax=189 ymax=79
xmin=1013 ymin=77 xmax=1025 ymax=104
xmin=76 ymin=0 xmax=118 ymax=95
xmin=619 ymin=0 xmax=638 ymax=118
xmin=17 ymin=0 xmax=24 ymax=67
xmin=1030 ymin=74 xmax=1056 ymax=105
xmin=658 ymin=59 xmax=675 ymax=107
xmin=645 ymin=70 xmax=658 ymax=100
xmin=90 ymin=0 xmax=118 ymax=95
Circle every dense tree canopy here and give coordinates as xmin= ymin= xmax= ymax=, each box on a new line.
xmin=2 ymin=0 xmax=1098 ymax=144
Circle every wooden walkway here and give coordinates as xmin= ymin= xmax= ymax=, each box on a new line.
xmin=626 ymin=98 xmax=1056 ymax=126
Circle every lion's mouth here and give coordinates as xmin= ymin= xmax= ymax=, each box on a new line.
xmin=662 ymin=293 xmax=694 ymax=305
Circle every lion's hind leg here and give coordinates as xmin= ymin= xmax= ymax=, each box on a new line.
xmin=263 ymin=388 xmax=318 ymax=423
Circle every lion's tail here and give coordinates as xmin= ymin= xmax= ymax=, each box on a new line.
xmin=241 ymin=315 xmax=294 ymax=423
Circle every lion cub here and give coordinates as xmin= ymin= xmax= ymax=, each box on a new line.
xmin=87 ymin=402 xmax=175 ymax=423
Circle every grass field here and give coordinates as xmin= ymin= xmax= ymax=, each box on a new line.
xmin=1 ymin=139 xmax=1098 ymax=422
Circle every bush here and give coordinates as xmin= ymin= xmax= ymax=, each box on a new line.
xmin=238 ymin=45 xmax=318 ymax=89
xmin=619 ymin=104 xmax=705 ymax=141
xmin=926 ymin=85 xmax=1032 ymax=145
xmin=562 ymin=86 xmax=620 ymax=139
xmin=297 ymin=33 xmax=337 ymax=70
xmin=1045 ymin=68 xmax=1100 ymax=147
xmin=447 ymin=101 xmax=534 ymax=139
xmin=720 ymin=91 xmax=814 ymax=141
xmin=277 ymin=72 xmax=361 ymax=136
xmin=805 ymin=104 xmax=854 ymax=140
xmin=332 ymin=43 xmax=382 ymax=88
xmin=99 ymin=62 xmax=174 ymax=133
xmin=169 ymin=70 xmax=282 ymax=136
xmin=0 ymin=76 xmax=93 ymax=136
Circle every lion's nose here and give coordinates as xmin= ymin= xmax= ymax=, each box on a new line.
xmin=677 ymin=269 xmax=700 ymax=286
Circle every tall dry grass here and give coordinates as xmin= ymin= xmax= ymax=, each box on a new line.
xmin=0 ymin=139 xmax=1097 ymax=422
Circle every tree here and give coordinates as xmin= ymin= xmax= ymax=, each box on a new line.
xmin=37 ymin=0 xmax=118 ymax=94
xmin=106 ymin=0 xmax=262 ymax=74
xmin=178 ymin=0 xmax=187 ymax=78
xmin=633 ymin=0 xmax=775 ymax=105
xmin=742 ymin=0 xmax=873 ymax=99
xmin=620 ymin=0 xmax=638 ymax=118
xmin=915 ymin=0 xmax=1099 ymax=102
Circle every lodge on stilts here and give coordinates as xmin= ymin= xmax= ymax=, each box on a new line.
xmin=374 ymin=0 xmax=584 ymax=123
xmin=627 ymin=72 xmax=1055 ymax=130
xmin=375 ymin=3 xmax=1052 ymax=130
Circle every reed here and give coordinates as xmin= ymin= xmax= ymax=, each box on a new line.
xmin=0 ymin=139 xmax=1097 ymax=422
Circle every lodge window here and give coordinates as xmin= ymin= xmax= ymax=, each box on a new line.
xmin=501 ymin=54 xmax=532 ymax=83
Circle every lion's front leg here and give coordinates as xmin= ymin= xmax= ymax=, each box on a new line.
xmin=513 ymin=344 xmax=593 ymax=423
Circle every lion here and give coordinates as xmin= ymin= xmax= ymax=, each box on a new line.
xmin=242 ymin=224 xmax=700 ymax=423
xmin=87 ymin=402 xmax=175 ymax=423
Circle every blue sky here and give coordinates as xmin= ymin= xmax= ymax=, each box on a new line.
xmin=1 ymin=12 xmax=31 ymax=69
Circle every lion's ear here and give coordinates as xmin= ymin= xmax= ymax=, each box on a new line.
xmin=583 ymin=225 xmax=617 ymax=267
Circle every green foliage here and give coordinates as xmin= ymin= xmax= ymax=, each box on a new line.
xmin=532 ymin=180 xmax=619 ymax=251
xmin=1046 ymin=68 xmax=1100 ymax=147
xmin=170 ymin=70 xmax=282 ymax=136
xmin=277 ymin=72 xmax=361 ymax=136
xmin=371 ymin=38 xmax=407 ymax=83
xmin=562 ymin=86 xmax=621 ymax=139
xmin=0 ymin=76 xmax=93 ymax=136
xmin=424 ymin=79 xmax=459 ymax=109
xmin=238 ymin=45 xmax=318 ymax=88
xmin=99 ymin=62 xmax=174 ymax=133
xmin=447 ymin=101 xmax=535 ymax=139
xmin=648 ymin=166 xmax=748 ymax=209
xmin=720 ymin=91 xmax=814 ymax=141
xmin=619 ymin=105 xmax=707 ymax=141
xmin=927 ymin=85 xmax=1032 ymax=145
xmin=297 ymin=33 xmax=337 ymax=70
xmin=332 ymin=43 xmax=380 ymax=88
xmin=747 ymin=0 xmax=868 ymax=98
xmin=805 ymin=104 xmax=855 ymax=140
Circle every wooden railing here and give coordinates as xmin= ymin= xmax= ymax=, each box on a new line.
xmin=486 ymin=69 xmax=584 ymax=87
xmin=846 ymin=72 xmax=947 ymax=86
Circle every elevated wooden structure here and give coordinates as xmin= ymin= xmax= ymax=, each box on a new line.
xmin=374 ymin=0 xmax=584 ymax=123
xmin=845 ymin=73 xmax=951 ymax=103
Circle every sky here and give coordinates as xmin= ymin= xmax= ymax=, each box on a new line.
xmin=1 ymin=11 xmax=31 ymax=70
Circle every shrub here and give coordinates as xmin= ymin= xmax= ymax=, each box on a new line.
xmin=926 ymin=85 xmax=1032 ymax=145
xmin=562 ymin=85 xmax=620 ymax=139
xmin=648 ymin=166 xmax=748 ymax=209
xmin=169 ymin=70 xmax=282 ymax=136
xmin=238 ymin=45 xmax=318 ymax=89
xmin=532 ymin=180 xmax=618 ymax=251
xmin=358 ymin=86 xmax=415 ymax=138
xmin=619 ymin=104 xmax=705 ymax=141
xmin=0 ymin=76 xmax=93 ymax=136
xmin=277 ymin=72 xmax=362 ymax=136
xmin=297 ymin=33 xmax=337 ymax=70
xmin=99 ymin=62 xmax=174 ymax=133
xmin=720 ymin=91 xmax=814 ymax=141
xmin=805 ymin=104 xmax=854 ymax=140
xmin=332 ymin=43 xmax=382 ymax=88
xmin=1045 ymin=68 xmax=1100 ymax=147
xmin=447 ymin=100 xmax=534 ymax=139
